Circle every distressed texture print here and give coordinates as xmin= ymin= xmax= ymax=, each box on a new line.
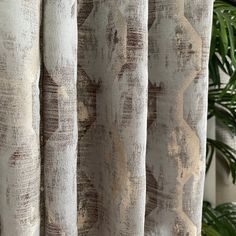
xmin=0 ymin=1 xmax=41 ymax=235
xmin=145 ymin=0 xmax=213 ymax=235
xmin=0 ymin=1 xmax=214 ymax=235
xmin=77 ymin=0 xmax=148 ymax=235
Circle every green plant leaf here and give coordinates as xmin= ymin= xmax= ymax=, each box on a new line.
xmin=207 ymin=138 xmax=236 ymax=183
xmin=202 ymin=202 xmax=236 ymax=236
xmin=216 ymin=11 xmax=229 ymax=61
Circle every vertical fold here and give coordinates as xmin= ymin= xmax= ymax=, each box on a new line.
xmin=146 ymin=0 xmax=213 ymax=235
xmin=40 ymin=2 xmax=45 ymax=235
xmin=77 ymin=0 xmax=148 ymax=235
xmin=0 ymin=1 xmax=41 ymax=235
xmin=43 ymin=0 xmax=78 ymax=235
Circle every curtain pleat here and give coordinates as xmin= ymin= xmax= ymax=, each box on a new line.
xmin=0 ymin=0 xmax=214 ymax=235
xmin=146 ymin=0 xmax=213 ymax=235
xmin=42 ymin=0 xmax=78 ymax=235
xmin=0 ymin=1 xmax=41 ymax=235
xmin=77 ymin=0 xmax=148 ymax=235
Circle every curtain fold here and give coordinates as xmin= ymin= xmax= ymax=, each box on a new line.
xmin=146 ymin=0 xmax=213 ymax=235
xmin=0 ymin=0 xmax=213 ymax=235
xmin=77 ymin=0 xmax=148 ymax=235
xmin=43 ymin=0 xmax=78 ymax=235
xmin=0 ymin=1 xmax=41 ymax=235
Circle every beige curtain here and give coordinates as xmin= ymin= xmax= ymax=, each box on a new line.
xmin=0 ymin=0 xmax=213 ymax=235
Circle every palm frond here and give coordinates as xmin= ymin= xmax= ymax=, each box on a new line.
xmin=210 ymin=0 xmax=236 ymax=88
xmin=208 ymin=87 xmax=236 ymax=134
xmin=207 ymin=138 xmax=236 ymax=183
xmin=202 ymin=202 xmax=236 ymax=236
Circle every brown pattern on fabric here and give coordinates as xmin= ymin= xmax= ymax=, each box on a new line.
xmin=43 ymin=67 xmax=59 ymax=143
xmin=2 ymin=134 xmax=40 ymax=234
xmin=77 ymin=65 xmax=100 ymax=140
xmin=148 ymin=0 xmax=157 ymax=30
xmin=45 ymin=221 xmax=64 ymax=236
xmin=9 ymin=150 xmax=22 ymax=166
xmin=43 ymin=65 xmax=77 ymax=147
xmin=127 ymin=31 xmax=144 ymax=50
xmin=145 ymin=166 xmax=158 ymax=217
xmin=118 ymin=63 xmax=144 ymax=128
xmin=78 ymin=171 xmax=98 ymax=235
xmin=147 ymin=82 xmax=163 ymax=128
xmin=77 ymin=64 xmax=100 ymax=235
xmin=78 ymin=0 xmax=94 ymax=28
xmin=0 ymin=55 xmax=7 ymax=75
xmin=118 ymin=63 xmax=136 ymax=80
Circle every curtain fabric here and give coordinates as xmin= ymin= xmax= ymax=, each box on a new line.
xmin=146 ymin=1 xmax=213 ymax=235
xmin=0 ymin=0 xmax=213 ymax=236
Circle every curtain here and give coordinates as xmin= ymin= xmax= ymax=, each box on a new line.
xmin=0 ymin=0 xmax=213 ymax=235
xmin=146 ymin=1 xmax=213 ymax=235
